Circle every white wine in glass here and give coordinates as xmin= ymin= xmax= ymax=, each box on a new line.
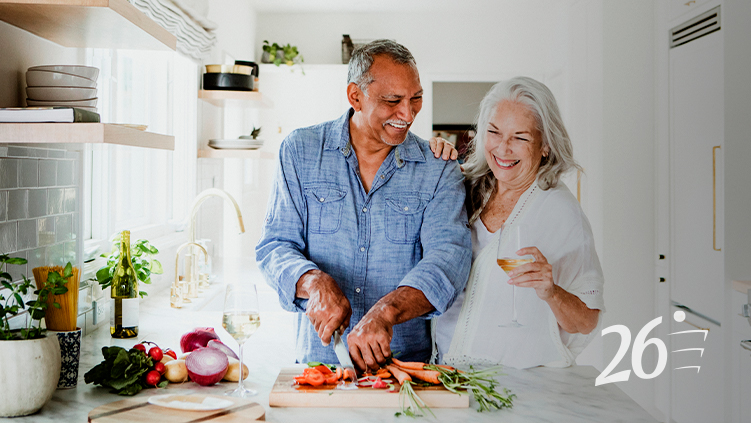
xmin=222 ymin=283 xmax=260 ymax=397
xmin=497 ymin=224 xmax=533 ymax=327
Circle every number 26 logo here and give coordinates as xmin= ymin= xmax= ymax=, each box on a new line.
xmin=595 ymin=316 xmax=668 ymax=386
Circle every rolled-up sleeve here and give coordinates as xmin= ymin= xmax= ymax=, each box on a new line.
xmin=398 ymin=161 xmax=472 ymax=317
xmin=255 ymin=136 xmax=318 ymax=312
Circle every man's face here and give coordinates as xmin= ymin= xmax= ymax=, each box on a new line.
xmin=351 ymin=55 xmax=423 ymax=146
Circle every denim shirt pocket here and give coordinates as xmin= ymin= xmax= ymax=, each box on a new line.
xmin=304 ymin=184 xmax=347 ymax=234
xmin=384 ymin=192 xmax=428 ymax=244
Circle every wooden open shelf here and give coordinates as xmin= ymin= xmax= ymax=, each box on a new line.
xmin=0 ymin=123 xmax=174 ymax=150
xmin=0 ymin=0 xmax=176 ymax=51
xmin=198 ymin=90 xmax=264 ymax=107
xmin=198 ymin=148 xmax=274 ymax=159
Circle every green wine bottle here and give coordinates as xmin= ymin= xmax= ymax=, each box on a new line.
xmin=110 ymin=230 xmax=139 ymax=338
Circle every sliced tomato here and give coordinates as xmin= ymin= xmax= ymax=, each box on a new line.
xmin=314 ymin=365 xmax=333 ymax=375
xmin=325 ymin=374 xmax=339 ymax=385
xmin=334 ymin=366 xmax=343 ymax=381
xmin=302 ymin=367 xmax=318 ymax=376
xmin=305 ymin=370 xmax=325 ymax=386
xmin=294 ymin=375 xmax=309 ymax=385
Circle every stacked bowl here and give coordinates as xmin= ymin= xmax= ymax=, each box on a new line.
xmin=25 ymin=65 xmax=99 ymax=112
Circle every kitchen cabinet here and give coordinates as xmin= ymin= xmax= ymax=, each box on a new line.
xmin=670 ymin=305 xmax=723 ymax=423
xmin=669 ymin=15 xmax=724 ymax=323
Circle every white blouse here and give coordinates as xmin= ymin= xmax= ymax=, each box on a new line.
xmin=434 ymin=180 xmax=605 ymax=369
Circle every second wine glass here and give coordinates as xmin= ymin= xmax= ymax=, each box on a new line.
xmin=497 ymin=223 xmax=533 ymax=327
xmin=222 ymin=283 xmax=260 ymax=397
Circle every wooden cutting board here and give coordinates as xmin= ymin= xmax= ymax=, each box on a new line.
xmin=88 ymin=395 xmax=265 ymax=422
xmin=269 ymin=367 xmax=469 ymax=408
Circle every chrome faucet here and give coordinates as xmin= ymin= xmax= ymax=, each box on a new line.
xmin=179 ymin=188 xmax=245 ymax=292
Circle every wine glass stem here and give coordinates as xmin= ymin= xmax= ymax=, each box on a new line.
xmin=237 ymin=342 xmax=245 ymax=391
xmin=512 ymin=285 xmax=517 ymax=322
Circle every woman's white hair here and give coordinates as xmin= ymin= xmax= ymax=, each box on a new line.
xmin=463 ymin=76 xmax=581 ymax=224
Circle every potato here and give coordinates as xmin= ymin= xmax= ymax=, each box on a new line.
xmin=164 ymin=359 xmax=188 ymax=383
xmin=223 ymin=357 xmax=249 ymax=382
xmin=160 ymin=355 xmax=175 ymax=364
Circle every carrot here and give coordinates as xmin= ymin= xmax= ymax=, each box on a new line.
xmin=334 ymin=366 xmax=343 ymax=380
xmin=375 ymin=369 xmax=391 ymax=378
xmin=386 ymin=364 xmax=412 ymax=385
xmin=433 ymin=364 xmax=455 ymax=372
xmin=391 ymin=357 xmax=427 ymax=370
xmin=396 ymin=367 xmax=441 ymax=385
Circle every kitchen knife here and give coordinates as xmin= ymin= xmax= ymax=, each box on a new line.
xmin=332 ymin=330 xmax=356 ymax=382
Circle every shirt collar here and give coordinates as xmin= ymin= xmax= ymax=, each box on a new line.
xmin=326 ymin=108 xmax=426 ymax=165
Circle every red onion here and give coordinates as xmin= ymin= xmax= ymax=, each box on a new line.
xmin=185 ymin=347 xmax=228 ymax=386
xmin=207 ymin=339 xmax=239 ymax=360
xmin=180 ymin=327 xmax=220 ymax=353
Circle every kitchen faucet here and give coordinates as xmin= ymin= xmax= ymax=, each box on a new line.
xmin=171 ymin=242 xmax=207 ymax=308
xmin=179 ymin=188 xmax=245 ymax=293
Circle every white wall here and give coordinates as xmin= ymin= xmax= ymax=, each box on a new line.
xmin=600 ymin=0 xmax=657 ymax=414
xmin=433 ymin=82 xmax=495 ymax=125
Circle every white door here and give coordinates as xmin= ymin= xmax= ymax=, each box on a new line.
xmin=669 ymin=29 xmax=724 ymax=322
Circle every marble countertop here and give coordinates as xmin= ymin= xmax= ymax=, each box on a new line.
xmin=15 ymin=266 xmax=657 ymax=422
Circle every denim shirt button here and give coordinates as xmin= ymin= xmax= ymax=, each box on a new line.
xmin=359 ymin=247 xmax=365 ymax=252
xmin=355 ymin=288 xmax=361 ymax=293
xmin=380 ymin=174 xmax=385 ymax=179
xmin=362 ymin=207 xmax=368 ymax=213
xmin=319 ymin=197 xmax=325 ymax=202
xmin=403 ymin=206 xmax=409 ymax=211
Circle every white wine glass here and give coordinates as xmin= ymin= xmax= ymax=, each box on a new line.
xmin=497 ymin=224 xmax=533 ymax=327
xmin=222 ymin=283 xmax=261 ymax=397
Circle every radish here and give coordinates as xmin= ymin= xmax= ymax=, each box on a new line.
xmin=184 ymin=348 xmax=228 ymax=386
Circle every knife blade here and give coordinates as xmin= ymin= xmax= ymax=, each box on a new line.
xmin=332 ymin=330 xmax=356 ymax=382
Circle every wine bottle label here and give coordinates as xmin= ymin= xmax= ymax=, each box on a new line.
xmin=121 ymin=298 xmax=139 ymax=327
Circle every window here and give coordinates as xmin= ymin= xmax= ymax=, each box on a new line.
xmin=84 ymin=49 xmax=197 ymax=251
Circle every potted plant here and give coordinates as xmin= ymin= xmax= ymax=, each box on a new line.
xmin=240 ymin=126 xmax=261 ymax=140
xmin=96 ymin=234 xmax=163 ymax=298
xmin=261 ymin=40 xmax=305 ymax=74
xmin=0 ymin=256 xmax=71 ymax=417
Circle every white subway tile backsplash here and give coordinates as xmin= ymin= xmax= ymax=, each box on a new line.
xmin=5 ymin=249 xmax=27 ymax=282
xmin=19 ymin=160 xmax=38 ymax=187
xmin=64 ymin=240 xmax=77 ymax=265
xmin=27 ymin=247 xmax=46 ymax=270
xmin=0 ymin=147 xmax=8 ymax=157
xmin=47 ymin=188 xmax=64 ymax=215
xmin=28 ymin=188 xmax=47 ymax=218
xmin=8 ymin=189 xmax=28 ymax=220
xmin=64 ymin=188 xmax=76 ymax=213
xmin=57 ymin=160 xmax=74 ymax=186
xmin=38 ymin=160 xmax=57 ymax=186
xmin=0 ymin=159 xmax=18 ymax=189
xmin=0 ymin=221 xmax=17 ymax=253
xmin=28 ymin=148 xmax=47 ymax=159
xmin=0 ymin=191 xmax=6 ymax=222
xmin=17 ymin=219 xmax=37 ymax=250
xmin=55 ymin=214 xmax=72 ymax=243
xmin=47 ymin=150 xmax=66 ymax=159
xmin=47 ymin=242 xmax=65 ymax=266
xmin=7 ymin=147 xmax=29 ymax=158
xmin=38 ymin=216 xmax=55 ymax=246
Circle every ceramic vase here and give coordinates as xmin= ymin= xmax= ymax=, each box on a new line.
xmin=0 ymin=333 xmax=61 ymax=417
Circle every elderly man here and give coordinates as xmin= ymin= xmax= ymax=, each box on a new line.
xmin=256 ymin=39 xmax=471 ymax=371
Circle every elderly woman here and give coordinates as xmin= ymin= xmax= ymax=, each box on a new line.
xmin=432 ymin=77 xmax=604 ymax=369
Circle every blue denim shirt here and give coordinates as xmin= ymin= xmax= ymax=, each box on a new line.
xmin=256 ymin=109 xmax=472 ymax=365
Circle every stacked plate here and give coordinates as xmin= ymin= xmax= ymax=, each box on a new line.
xmin=208 ymin=139 xmax=264 ymax=150
xmin=25 ymin=65 xmax=99 ymax=112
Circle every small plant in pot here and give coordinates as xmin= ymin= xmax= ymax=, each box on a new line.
xmin=96 ymin=234 xmax=163 ymax=298
xmin=239 ymin=126 xmax=261 ymax=140
xmin=261 ymin=40 xmax=305 ymax=74
xmin=0 ymin=256 xmax=71 ymax=417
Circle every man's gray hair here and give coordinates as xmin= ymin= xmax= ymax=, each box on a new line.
xmin=347 ymin=39 xmax=417 ymax=92
xmin=463 ymin=76 xmax=582 ymax=224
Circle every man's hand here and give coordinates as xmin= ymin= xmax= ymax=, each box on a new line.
xmin=346 ymin=286 xmax=435 ymax=372
xmin=296 ymin=270 xmax=352 ymax=346
xmin=347 ymin=310 xmax=393 ymax=371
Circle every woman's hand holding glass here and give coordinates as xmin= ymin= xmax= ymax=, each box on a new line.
xmin=506 ymin=246 xmax=555 ymax=301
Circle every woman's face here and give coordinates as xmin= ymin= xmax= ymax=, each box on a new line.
xmin=483 ymin=100 xmax=546 ymax=191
